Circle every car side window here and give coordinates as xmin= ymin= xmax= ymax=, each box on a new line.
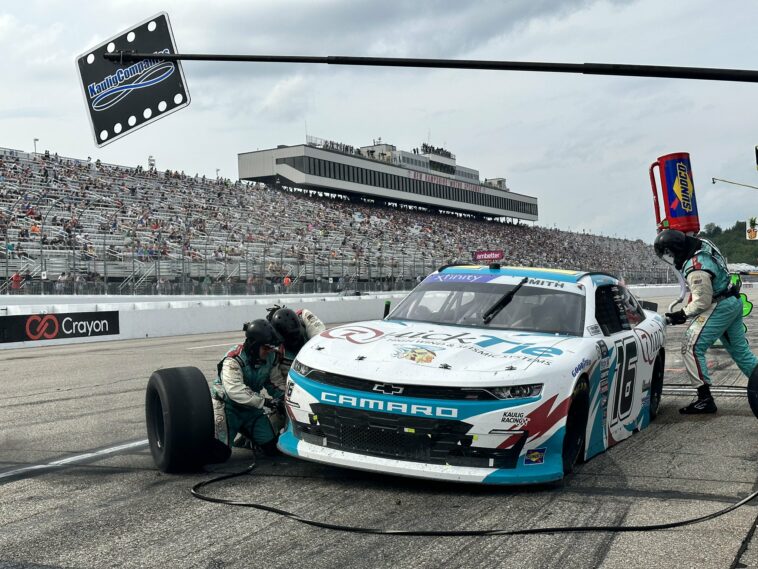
xmin=619 ymin=286 xmax=645 ymax=328
xmin=595 ymin=285 xmax=624 ymax=335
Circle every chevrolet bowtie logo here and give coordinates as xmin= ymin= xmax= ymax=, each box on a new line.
xmin=373 ymin=383 xmax=404 ymax=395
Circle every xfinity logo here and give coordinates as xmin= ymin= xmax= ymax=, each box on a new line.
xmin=373 ymin=383 xmax=404 ymax=395
xmin=321 ymin=392 xmax=458 ymax=418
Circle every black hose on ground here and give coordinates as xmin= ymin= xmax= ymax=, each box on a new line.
xmin=191 ymin=463 xmax=758 ymax=537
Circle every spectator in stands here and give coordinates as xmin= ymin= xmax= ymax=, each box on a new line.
xmin=10 ymin=271 xmax=22 ymax=294
xmin=56 ymin=273 xmax=66 ymax=294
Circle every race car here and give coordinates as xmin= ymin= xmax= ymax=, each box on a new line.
xmin=278 ymin=265 xmax=666 ymax=484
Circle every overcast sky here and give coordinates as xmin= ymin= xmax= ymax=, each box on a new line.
xmin=2 ymin=0 xmax=758 ymax=242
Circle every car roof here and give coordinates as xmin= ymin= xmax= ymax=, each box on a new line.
xmin=437 ymin=264 xmax=619 ymax=285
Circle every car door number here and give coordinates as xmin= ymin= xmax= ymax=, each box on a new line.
xmin=611 ymin=337 xmax=637 ymax=425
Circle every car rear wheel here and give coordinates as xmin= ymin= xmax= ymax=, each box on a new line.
xmin=145 ymin=366 xmax=220 ymax=473
xmin=562 ymin=378 xmax=589 ymax=475
xmin=649 ymin=353 xmax=665 ymax=421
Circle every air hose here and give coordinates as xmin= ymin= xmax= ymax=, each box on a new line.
xmin=191 ymin=463 xmax=758 ymax=537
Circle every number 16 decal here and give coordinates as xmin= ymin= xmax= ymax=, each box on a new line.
xmin=611 ymin=337 xmax=637 ymax=425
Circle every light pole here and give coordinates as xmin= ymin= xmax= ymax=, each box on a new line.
xmin=33 ymin=138 xmax=39 ymax=154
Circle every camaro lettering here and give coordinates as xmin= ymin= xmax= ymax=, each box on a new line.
xmin=320 ymin=392 xmax=458 ymax=418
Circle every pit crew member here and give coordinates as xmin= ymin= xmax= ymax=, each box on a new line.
xmin=654 ymin=229 xmax=758 ymax=414
xmin=211 ymin=319 xmax=284 ymax=455
xmin=267 ymin=306 xmax=325 ymax=390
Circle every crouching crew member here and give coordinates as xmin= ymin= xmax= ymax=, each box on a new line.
xmin=654 ymin=229 xmax=758 ymax=416
xmin=267 ymin=306 xmax=326 ymax=390
xmin=211 ymin=319 xmax=284 ymax=455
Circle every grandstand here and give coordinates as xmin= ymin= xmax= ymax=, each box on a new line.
xmin=0 ymin=145 xmax=671 ymax=295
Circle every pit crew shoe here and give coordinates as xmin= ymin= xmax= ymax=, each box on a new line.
xmin=679 ymin=396 xmax=717 ymax=414
xmin=233 ymin=434 xmax=255 ymax=450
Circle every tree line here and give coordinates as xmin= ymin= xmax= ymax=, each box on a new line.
xmin=700 ymin=221 xmax=758 ymax=265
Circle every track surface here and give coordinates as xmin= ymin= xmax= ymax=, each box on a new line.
xmin=1 ymin=295 xmax=757 ymax=569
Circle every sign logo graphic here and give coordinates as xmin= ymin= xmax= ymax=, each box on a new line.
xmin=373 ymin=383 xmax=405 ymax=395
xmin=25 ymin=315 xmax=59 ymax=340
xmin=88 ymin=52 xmax=174 ymax=111
xmin=1 ymin=311 xmax=120 ymax=343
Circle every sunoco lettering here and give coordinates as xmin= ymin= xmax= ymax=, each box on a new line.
xmin=61 ymin=317 xmax=109 ymax=336
xmin=321 ymin=392 xmax=458 ymax=418
xmin=676 ymin=162 xmax=693 ymax=212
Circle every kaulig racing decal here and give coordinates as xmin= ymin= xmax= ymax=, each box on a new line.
xmin=0 ymin=311 xmax=120 ymax=343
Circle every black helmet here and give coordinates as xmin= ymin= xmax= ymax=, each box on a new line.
xmin=242 ymin=319 xmax=279 ymax=356
xmin=270 ymin=307 xmax=306 ymax=351
xmin=653 ymin=229 xmax=700 ymax=270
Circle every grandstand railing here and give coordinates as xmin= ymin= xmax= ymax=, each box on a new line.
xmin=0 ymin=253 xmax=679 ymax=296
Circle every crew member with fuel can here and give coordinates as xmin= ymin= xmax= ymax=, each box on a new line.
xmin=654 ymin=229 xmax=758 ymax=416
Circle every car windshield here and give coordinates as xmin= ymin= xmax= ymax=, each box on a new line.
xmin=388 ymin=281 xmax=586 ymax=336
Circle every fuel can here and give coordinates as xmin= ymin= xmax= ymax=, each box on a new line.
xmin=649 ymin=152 xmax=700 ymax=234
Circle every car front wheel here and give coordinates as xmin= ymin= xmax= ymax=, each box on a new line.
xmin=145 ymin=366 xmax=217 ymax=473
xmin=562 ymin=378 xmax=589 ymax=475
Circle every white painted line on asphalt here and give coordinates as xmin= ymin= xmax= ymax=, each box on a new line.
xmin=187 ymin=343 xmax=235 ymax=350
xmin=0 ymin=439 xmax=149 ymax=481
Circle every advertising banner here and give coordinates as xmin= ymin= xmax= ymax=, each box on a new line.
xmin=473 ymin=250 xmax=505 ymax=262
xmin=0 ymin=311 xmax=120 ymax=343
xmin=76 ymin=13 xmax=190 ymax=147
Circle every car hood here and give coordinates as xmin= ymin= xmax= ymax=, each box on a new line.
xmin=297 ymin=319 xmax=586 ymax=387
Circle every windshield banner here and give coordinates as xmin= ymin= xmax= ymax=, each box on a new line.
xmin=473 ymin=250 xmax=504 ymax=262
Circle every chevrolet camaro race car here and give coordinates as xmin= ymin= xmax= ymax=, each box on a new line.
xmin=279 ymin=265 xmax=666 ymax=484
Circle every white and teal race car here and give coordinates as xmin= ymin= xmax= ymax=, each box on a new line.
xmin=278 ymin=265 xmax=666 ymax=484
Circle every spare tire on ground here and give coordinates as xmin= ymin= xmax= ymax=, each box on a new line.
xmin=145 ymin=366 xmax=228 ymax=472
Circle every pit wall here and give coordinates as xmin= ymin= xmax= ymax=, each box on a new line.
xmin=0 ymin=293 xmax=405 ymax=350
xmin=1 ymin=284 xmax=745 ymax=350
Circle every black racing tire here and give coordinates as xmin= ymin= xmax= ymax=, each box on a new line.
xmin=562 ymin=378 xmax=589 ymax=475
xmin=649 ymin=352 xmax=665 ymax=421
xmin=145 ymin=366 xmax=215 ymax=473
xmin=748 ymin=366 xmax=758 ymax=420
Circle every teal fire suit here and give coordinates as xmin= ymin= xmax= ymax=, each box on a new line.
xmin=211 ymin=344 xmax=283 ymax=447
xmin=681 ymin=243 xmax=758 ymax=387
